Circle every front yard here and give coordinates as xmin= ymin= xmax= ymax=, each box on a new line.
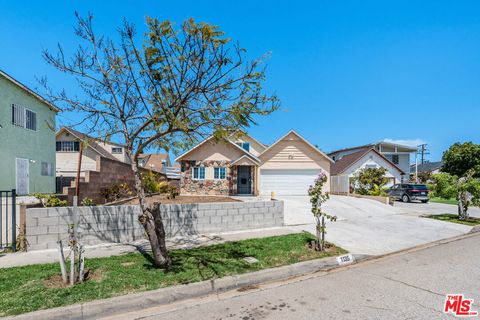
xmin=0 ymin=233 xmax=345 ymax=316
xmin=429 ymin=197 xmax=458 ymax=205
xmin=424 ymin=213 xmax=480 ymax=226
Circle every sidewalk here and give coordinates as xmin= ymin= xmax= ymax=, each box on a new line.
xmin=0 ymin=226 xmax=298 ymax=268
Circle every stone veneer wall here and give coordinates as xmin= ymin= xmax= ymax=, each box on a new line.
xmin=180 ymin=160 xmax=236 ymax=195
xmin=25 ymin=200 xmax=284 ymax=251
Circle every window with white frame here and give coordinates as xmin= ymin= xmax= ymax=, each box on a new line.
xmin=41 ymin=162 xmax=54 ymax=176
xmin=214 ymin=167 xmax=226 ymax=180
xmin=11 ymin=104 xmax=36 ymax=130
xmin=112 ymin=147 xmax=123 ymax=154
xmin=192 ymin=167 xmax=205 ymax=180
xmin=56 ymin=141 xmax=80 ymax=152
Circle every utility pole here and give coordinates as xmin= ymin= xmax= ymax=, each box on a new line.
xmin=417 ymin=144 xmax=430 ymax=164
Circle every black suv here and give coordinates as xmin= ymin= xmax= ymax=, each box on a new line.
xmin=387 ymin=184 xmax=430 ymax=203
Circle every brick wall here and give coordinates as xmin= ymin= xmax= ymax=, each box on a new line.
xmin=25 ymin=200 xmax=284 ymax=251
xmin=64 ymin=156 xmax=165 ymax=205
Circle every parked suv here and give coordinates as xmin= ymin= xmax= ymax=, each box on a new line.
xmin=387 ymin=184 xmax=430 ymax=203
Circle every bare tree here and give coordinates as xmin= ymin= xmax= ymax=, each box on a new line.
xmin=41 ymin=13 xmax=279 ymax=268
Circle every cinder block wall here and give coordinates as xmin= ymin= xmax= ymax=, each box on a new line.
xmin=63 ymin=156 xmax=167 ymax=206
xmin=26 ymin=200 xmax=284 ymax=251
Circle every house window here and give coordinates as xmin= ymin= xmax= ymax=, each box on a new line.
xmin=214 ymin=167 xmax=226 ymax=180
xmin=56 ymin=141 xmax=80 ymax=152
xmin=112 ymin=147 xmax=123 ymax=154
xmin=192 ymin=167 xmax=205 ymax=180
xmin=391 ymin=155 xmax=399 ymax=164
xmin=236 ymin=142 xmax=250 ymax=152
xmin=11 ymin=104 xmax=36 ymax=131
xmin=41 ymin=162 xmax=54 ymax=176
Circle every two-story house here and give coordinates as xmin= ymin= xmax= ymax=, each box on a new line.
xmin=0 ymin=70 xmax=59 ymax=195
xmin=55 ymin=127 xmax=130 ymax=191
xmin=327 ymin=141 xmax=417 ymax=194
xmin=328 ymin=141 xmax=417 ymax=176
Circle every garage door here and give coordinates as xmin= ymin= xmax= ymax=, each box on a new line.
xmin=260 ymin=169 xmax=320 ymax=196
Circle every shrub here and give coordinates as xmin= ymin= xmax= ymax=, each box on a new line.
xmin=81 ymin=197 xmax=95 ymax=206
xmin=141 ymin=171 xmax=162 ymax=194
xmin=351 ymin=167 xmax=388 ymax=196
xmin=100 ymin=183 xmax=132 ymax=202
xmin=430 ymin=173 xmax=457 ymax=200
xmin=33 ymin=193 xmax=68 ymax=207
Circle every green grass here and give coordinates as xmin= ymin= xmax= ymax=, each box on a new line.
xmin=429 ymin=197 xmax=458 ymax=205
xmin=0 ymin=233 xmax=346 ymax=316
xmin=424 ymin=213 xmax=480 ymax=226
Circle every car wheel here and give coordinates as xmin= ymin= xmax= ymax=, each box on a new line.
xmin=402 ymin=194 xmax=410 ymax=202
xmin=421 ymin=200 xmax=429 ymax=203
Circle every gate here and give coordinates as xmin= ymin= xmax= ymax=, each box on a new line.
xmin=0 ymin=189 xmax=17 ymax=252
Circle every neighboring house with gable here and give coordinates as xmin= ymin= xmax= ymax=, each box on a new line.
xmin=55 ymin=127 xmax=131 ymax=193
xmin=138 ymin=153 xmax=171 ymax=173
xmin=0 ymin=69 xmax=59 ymax=194
xmin=410 ymin=161 xmax=443 ymax=175
xmin=328 ymin=141 xmax=417 ymax=177
xmin=175 ymin=130 xmax=333 ymax=196
xmin=330 ymin=148 xmax=405 ymax=195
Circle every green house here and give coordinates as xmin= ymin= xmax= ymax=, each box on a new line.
xmin=0 ymin=70 xmax=59 ymax=195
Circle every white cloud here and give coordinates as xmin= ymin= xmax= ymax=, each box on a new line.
xmin=382 ymin=138 xmax=427 ymax=148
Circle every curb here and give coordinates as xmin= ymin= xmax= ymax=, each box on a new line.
xmin=6 ymin=254 xmax=369 ymax=320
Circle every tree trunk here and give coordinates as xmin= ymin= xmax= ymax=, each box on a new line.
xmin=129 ymin=153 xmax=171 ymax=269
xmin=458 ymin=192 xmax=469 ymax=221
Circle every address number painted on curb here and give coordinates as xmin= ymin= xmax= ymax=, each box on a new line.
xmin=336 ymin=254 xmax=355 ymax=265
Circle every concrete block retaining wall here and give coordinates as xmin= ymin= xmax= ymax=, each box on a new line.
xmin=25 ymin=200 xmax=284 ymax=251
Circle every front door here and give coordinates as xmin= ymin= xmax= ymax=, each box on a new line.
xmin=16 ymin=158 xmax=29 ymax=195
xmin=237 ymin=166 xmax=252 ymax=195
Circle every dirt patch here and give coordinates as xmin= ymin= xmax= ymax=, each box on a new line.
xmin=125 ymin=195 xmax=242 ymax=205
xmin=43 ymin=269 xmax=102 ymax=288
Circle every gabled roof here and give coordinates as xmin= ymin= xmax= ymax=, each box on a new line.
xmin=56 ymin=127 xmax=121 ymax=161
xmin=0 ymin=69 xmax=60 ymax=112
xmin=230 ymin=130 xmax=267 ymax=149
xmin=410 ymin=161 xmax=443 ymax=173
xmin=259 ymin=130 xmax=334 ymax=163
xmin=138 ymin=153 xmax=170 ymax=172
xmin=175 ymin=135 xmax=260 ymax=163
xmin=231 ymin=154 xmax=261 ymax=166
xmin=331 ymin=148 xmax=405 ymax=175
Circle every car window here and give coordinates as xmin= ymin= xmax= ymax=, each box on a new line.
xmin=411 ymin=184 xmax=428 ymax=190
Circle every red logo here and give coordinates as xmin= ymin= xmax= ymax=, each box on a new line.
xmin=444 ymin=294 xmax=478 ymax=317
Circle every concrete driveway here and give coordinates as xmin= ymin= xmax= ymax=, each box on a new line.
xmin=277 ymin=195 xmax=472 ymax=256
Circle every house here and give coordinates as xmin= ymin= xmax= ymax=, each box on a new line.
xmin=410 ymin=161 xmax=443 ymax=175
xmin=328 ymin=141 xmax=417 ymax=177
xmin=330 ymin=148 xmax=405 ymax=195
xmin=0 ymin=69 xmax=59 ymax=195
xmin=175 ymin=130 xmax=333 ymax=196
xmin=138 ymin=153 xmax=171 ymax=173
xmin=55 ymin=127 xmax=130 ymax=192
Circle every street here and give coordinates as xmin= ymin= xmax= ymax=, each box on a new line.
xmin=111 ymin=232 xmax=480 ymax=320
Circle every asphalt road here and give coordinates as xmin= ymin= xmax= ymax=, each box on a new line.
xmin=114 ymin=233 xmax=480 ymax=320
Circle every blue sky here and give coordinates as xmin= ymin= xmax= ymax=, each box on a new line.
xmin=1 ymin=1 xmax=480 ymax=161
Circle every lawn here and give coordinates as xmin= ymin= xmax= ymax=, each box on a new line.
xmin=429 ymin=197 xmax=458 ymax=205
xmin=424 ymin=213 xmax=480 ymax=226
xmin=0 ymin=233 xmax=346 ymax=316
